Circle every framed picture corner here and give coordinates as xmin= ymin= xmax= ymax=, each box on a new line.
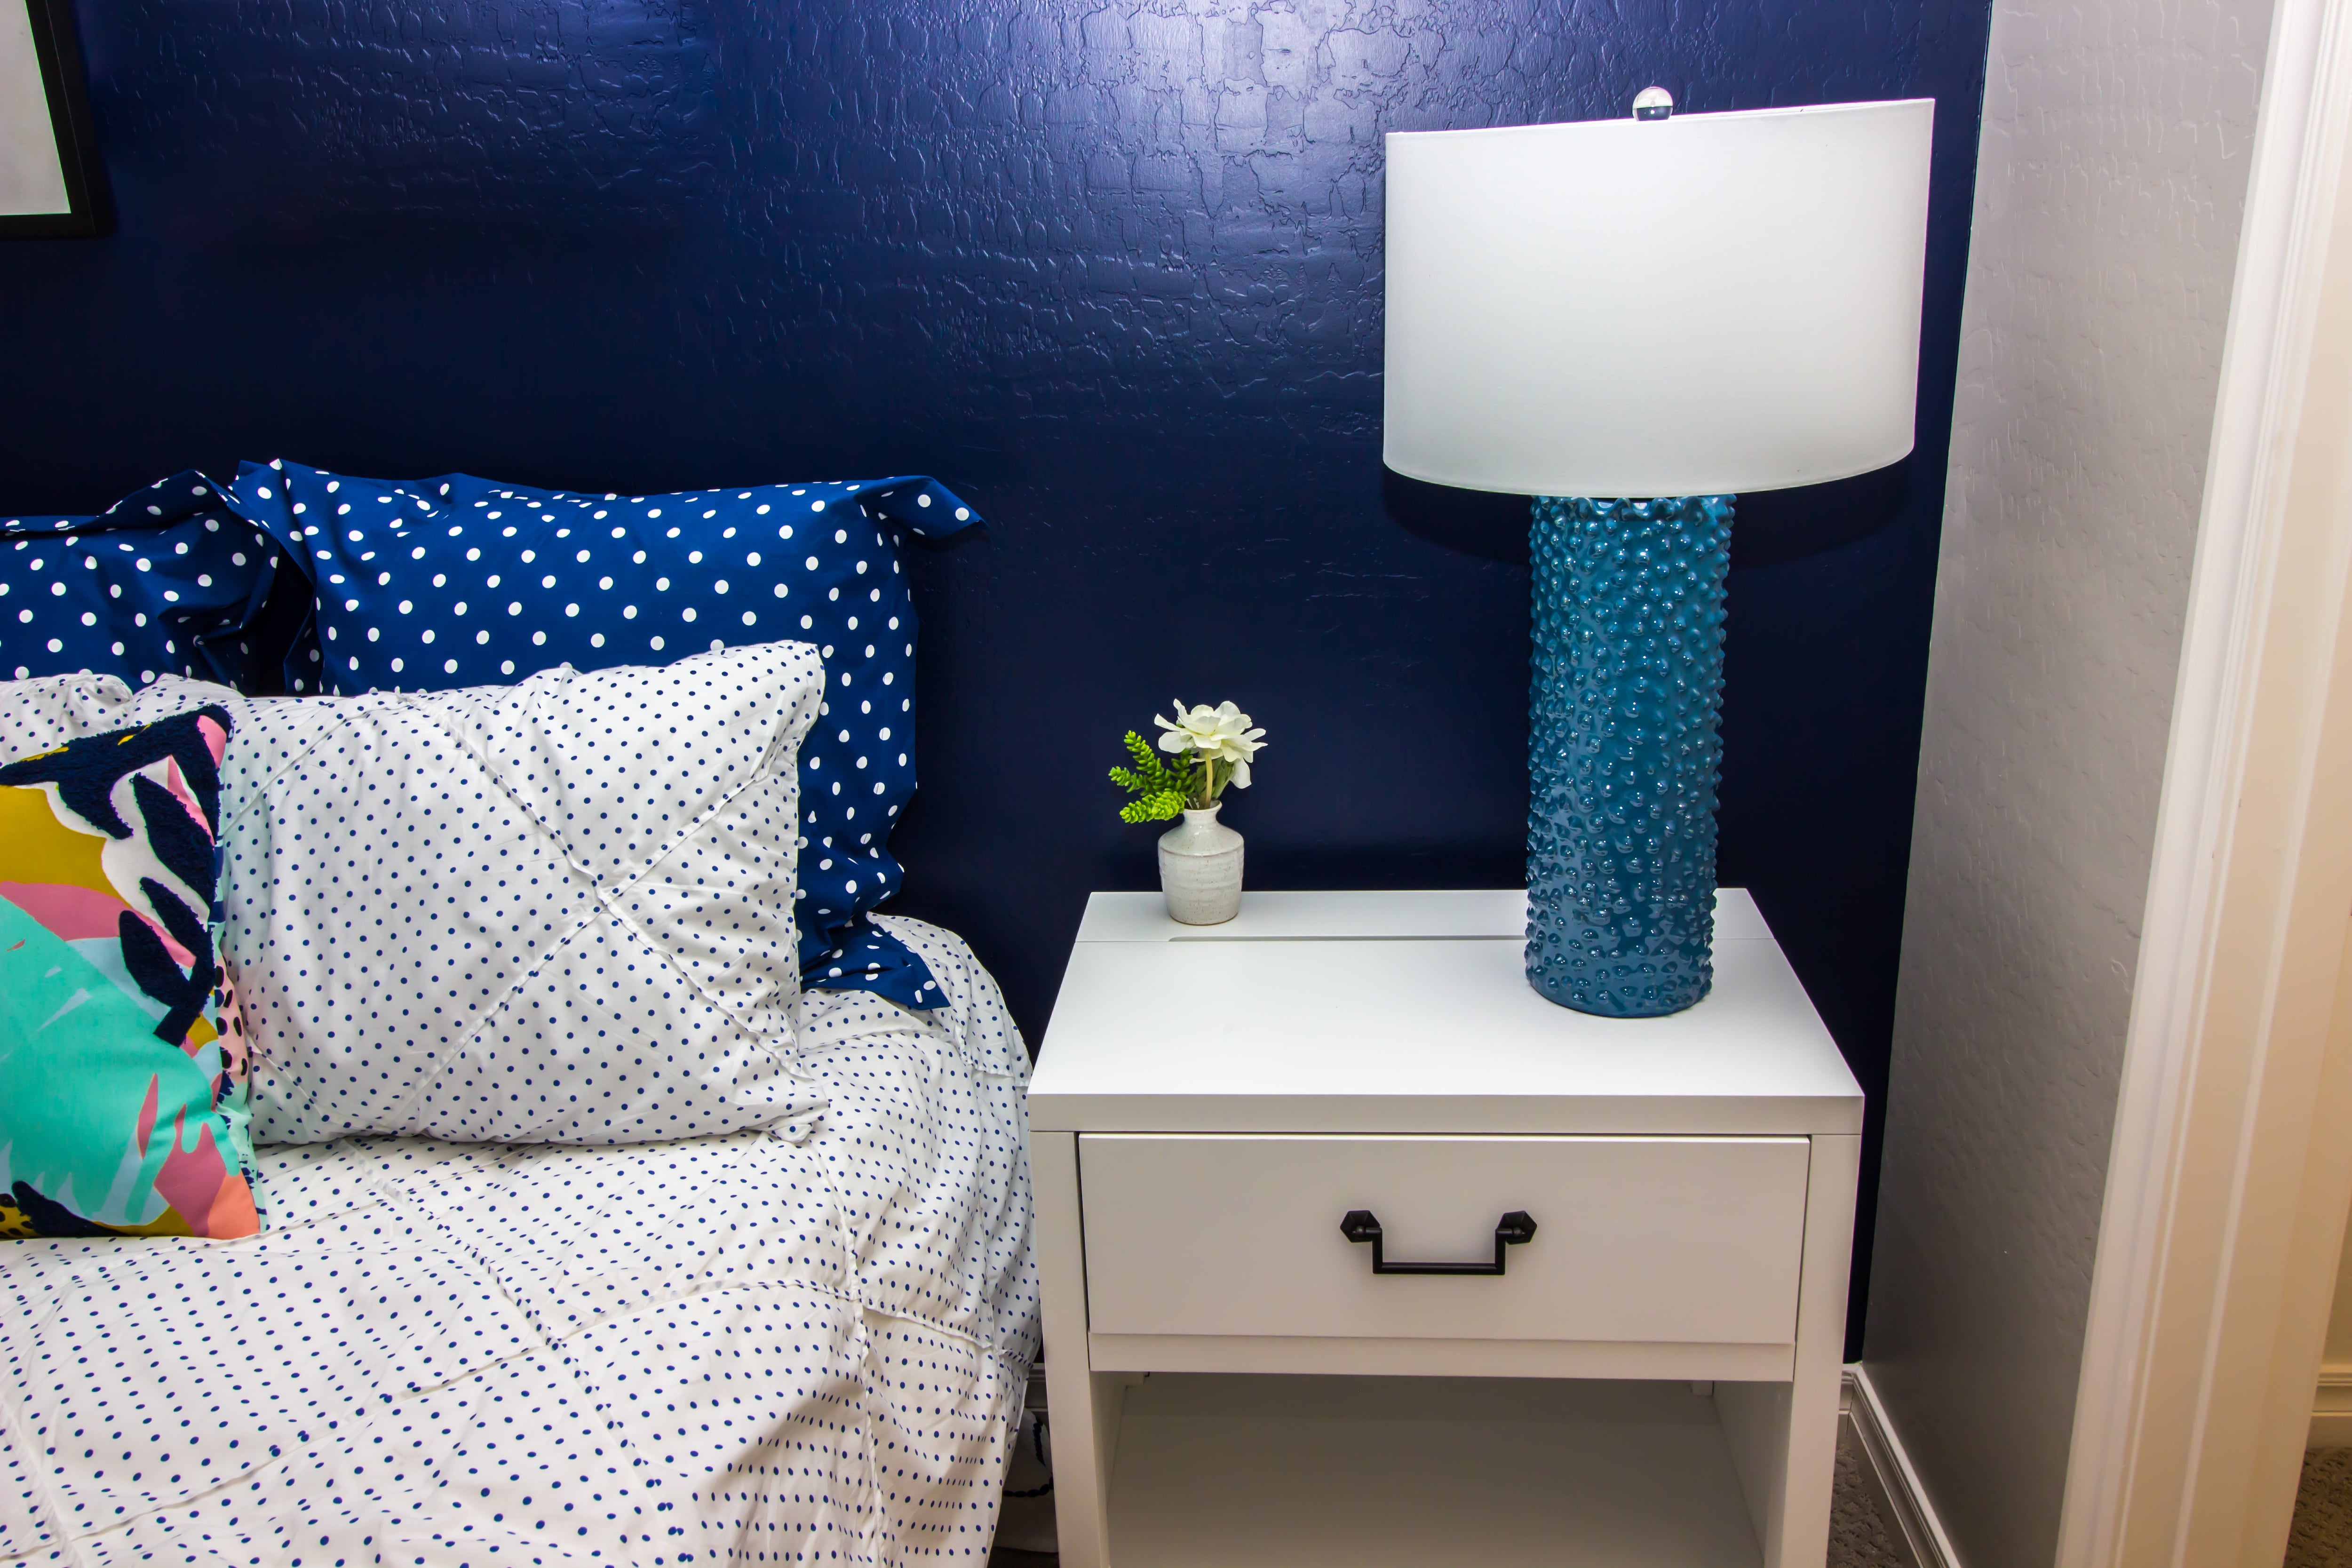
xmin=2 ymin=0 xmax=108 ymax=240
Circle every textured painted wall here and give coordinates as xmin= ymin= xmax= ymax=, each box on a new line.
xmin=3 ymin=0 xmax=1993 ymax=1343
xmin=1865 ymin=0 xmax=2270 ymax=1560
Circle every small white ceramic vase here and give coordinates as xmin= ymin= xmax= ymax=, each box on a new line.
xmin=1158 ymin=804 xmax=1244 ymax=925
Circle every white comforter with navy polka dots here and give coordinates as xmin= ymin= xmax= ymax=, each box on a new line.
xmin=0 ymin=917 xmax=1037 ymax=1568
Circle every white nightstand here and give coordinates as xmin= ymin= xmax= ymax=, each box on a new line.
xmin=1026 ymin=888 xmax=1862 ymax=1568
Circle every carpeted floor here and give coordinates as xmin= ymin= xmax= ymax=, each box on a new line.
xmin=2288 ymin=1447 xmax=2352 ymax=1568
xmin=1828 ymin=1418 xmax=1911 ymax=1567
xmin=987 ymin=1417 xmax=1913 ymax=1567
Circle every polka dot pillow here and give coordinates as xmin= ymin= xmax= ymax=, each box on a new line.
xmin=4 ymin=653 xmax=832 ymax=1146
xmin=204 ymin=641 xmax=833 ymax=1145
xmin=223 ymin=460 xmax=981 ymax=1014
xmin=0 ymin=471 xmax=289 ymax=693
xmin=0 ymin=669 xmax=246 ymax=760
xmin=2 ymin=658 xmax=832 ymax=1145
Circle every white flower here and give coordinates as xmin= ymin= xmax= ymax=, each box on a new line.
xmin=1154 ymin=699 xmax=1268 ymax=787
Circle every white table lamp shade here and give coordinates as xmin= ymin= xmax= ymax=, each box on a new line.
xmin=1383 ymin=99 xmax=1935 ymax=498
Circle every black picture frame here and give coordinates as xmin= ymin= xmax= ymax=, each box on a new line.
xmin=2 ymin=0 xmax=107 ymax=239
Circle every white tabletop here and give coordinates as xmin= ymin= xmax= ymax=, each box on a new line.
xmin=1030 ymin=889 xmax=1862 ymax=1136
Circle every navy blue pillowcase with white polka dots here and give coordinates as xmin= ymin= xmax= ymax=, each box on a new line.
xmin=0 ymin=472 xmax=285 ymax=691
xmin=223 ymin=459 xmax=980 ymax=1011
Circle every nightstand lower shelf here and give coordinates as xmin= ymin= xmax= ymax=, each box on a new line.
xmin=1103 ymin=1374 xmax=1765 ymax=1568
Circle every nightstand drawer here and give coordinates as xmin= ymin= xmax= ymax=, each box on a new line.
xmin=1079 ymin=1133 xmax=1811 ymax=1345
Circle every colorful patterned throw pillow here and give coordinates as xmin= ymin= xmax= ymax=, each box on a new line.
xmin=0 ymin=707 xmax=259 ymax=1239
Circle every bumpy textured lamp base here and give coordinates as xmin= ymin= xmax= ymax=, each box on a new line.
xmin=1526 ymin=494 xmax=1733 ymax=1017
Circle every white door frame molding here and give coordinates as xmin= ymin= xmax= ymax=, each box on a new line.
xmin=2060 ymin=0 xmax=2352 ymax=1562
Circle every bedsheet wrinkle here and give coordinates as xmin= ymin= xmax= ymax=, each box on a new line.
xmin=0 ymin=918 xmax=1037 ymax=1568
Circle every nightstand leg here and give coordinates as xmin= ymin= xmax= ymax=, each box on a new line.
xmin=1032 ymin=1130 xmax=1118 ymax=1568
xmin=1720 ymin=1132 xmax=1860 ymax=1568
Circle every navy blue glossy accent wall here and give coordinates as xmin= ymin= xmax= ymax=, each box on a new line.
xmin=4 ymin=0 xmax=1990 ymax=1350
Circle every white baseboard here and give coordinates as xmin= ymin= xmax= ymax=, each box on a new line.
xmin=1842 ymin=1364 xmax=1963 ymax=1568
xmin=1843 ymin=1358 xmax=2352 ymax=1546
xmin=2311 ymin=1364 xmax=2352 ymax=1448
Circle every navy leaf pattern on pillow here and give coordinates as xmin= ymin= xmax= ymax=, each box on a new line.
xmin=1 ymin=704 xmax=227 ymax=842
xmin=0 ymin=707 xmax=235 ymax=1049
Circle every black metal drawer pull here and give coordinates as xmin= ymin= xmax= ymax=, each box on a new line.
xmin=1339 ymin=1209 xmax=1538 ymax=1275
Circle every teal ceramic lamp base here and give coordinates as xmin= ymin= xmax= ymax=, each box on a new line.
xmin=1526 ymin=495 xmax=1733 ymax=1017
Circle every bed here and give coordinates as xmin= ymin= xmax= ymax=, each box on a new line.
xmin=0 ymin=466 xmax=1037 ymax=1567
xmin=0 ymin=914 xmax=1038 ymax=1568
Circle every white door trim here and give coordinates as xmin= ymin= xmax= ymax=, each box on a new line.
xmin=2058 ymin=0 xmax=2352 ymax=1561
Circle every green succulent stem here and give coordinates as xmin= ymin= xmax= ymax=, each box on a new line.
xmin=1110 ymin=731 xmax=1192 ymax=824
xmin=1112 ymin=731 xmax=1242 ymax=824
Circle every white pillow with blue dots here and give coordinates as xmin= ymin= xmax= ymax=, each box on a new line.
xmin=224 ymin=460 xmax=979 ymax=1012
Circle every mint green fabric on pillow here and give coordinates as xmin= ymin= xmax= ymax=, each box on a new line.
xmin=0 ymin=705 xmax=260 ymax=1239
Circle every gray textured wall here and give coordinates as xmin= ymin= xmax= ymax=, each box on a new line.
xmin=1862 ymin=1 xmax=2272 ymax=1564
